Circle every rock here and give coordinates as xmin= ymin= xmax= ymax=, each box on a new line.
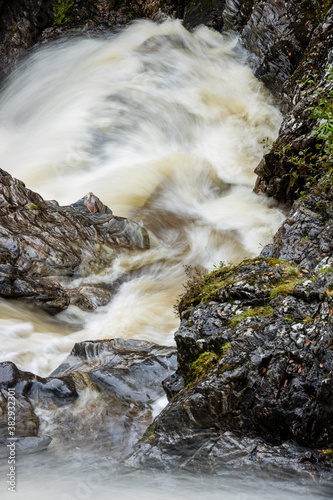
xmin=126 ymin=428 xmax=333 ymax=480
xmin=0 ymin=1 xmax=185 ymax=81
xmin=0 ymin=360 xmax=78 ymax=455
xmin=126 ymin=258 xmax=333 ymax=476
xmin=0 ymin=339 xmax=177 ymax=459
xmin=0 ymin=168 xmax=149 ymax=313
xmin=182 ymin=1 xmax=330 ymax=100
xmin=260 ymin=192 xmax=333 ymax=270
xmin=51 ymin=338 xmax=177 ymax=405
xmin=254 ymin=7 xmax=333 ymax=202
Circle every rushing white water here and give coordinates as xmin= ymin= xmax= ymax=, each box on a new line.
xmin=0 ymin=19 xmax=285 ymax=377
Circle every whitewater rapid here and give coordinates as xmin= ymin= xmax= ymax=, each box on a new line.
xmin=0 ymin=19 xmax=285 ymax=376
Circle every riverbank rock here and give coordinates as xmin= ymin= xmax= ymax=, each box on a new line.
xmin=0 ymin=169 xmax=149 ymax=313
xmin=0 ymin=339 xmax=177 ymax=459
xmin=0 ymin=0 xmax=185 ymax=81
xmin=125 ymin=256 xmax=333 ymax=478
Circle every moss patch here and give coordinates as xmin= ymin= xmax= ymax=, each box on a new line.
xmin=176 ymin=258 xmax=302 ymax=315
xmin=186 ymin=343 xmax=231 ymax=385
xmin=176 ymin=262 xmax=236 ymax=314
xmin=53 ymin=0 xmax=76 ymax=26
xmin=229 ymin=305 xmax=273 ymax=328
xmin=186 ymin=351 xmax=219 ymax=385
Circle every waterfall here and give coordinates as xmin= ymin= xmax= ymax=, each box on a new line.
xmin=4 ymin=19 xmax=328 ymax=500
xmin=0 ymin=19 xmax=285 ymax=376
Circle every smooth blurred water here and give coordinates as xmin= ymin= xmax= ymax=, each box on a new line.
xmin=0 ymin=19 xmax=285 ymax=375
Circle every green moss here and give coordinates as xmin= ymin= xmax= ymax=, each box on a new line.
xmin=220 ymin=341 xmax=231 ymax=356
xmin=146 ymin=430 xmax=155 ymax=444
xmin=303 ymin=316 xmax=313 ymax=323
xmin=229 ymin=305 xmax=273 ymax=328
xmin=53 ymin=0 xmax=75 ymax=26
xmin=317 ymin=0 xmax=333 ymax=19
xmin=266 ymin=258 xmax=286 ymax=267
xmin=29 ymin=204 xmax=39 ymax=210
xmin=176 ymin=262 xmax=235 ymax=314
xmin=270 ymin=279 xmax=299 ymax=299
xmin=186 ymin=351 xmax=219 ymax=385
xmin=219 ymin=362 xmax=232 ymax=374
xmin=186 ymin=342 xmax=231 ymax=385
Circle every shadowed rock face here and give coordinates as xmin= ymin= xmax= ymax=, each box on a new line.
xmin=0 ymin=339 xmax=177 ymax=458
xmin=0 ymin=169 xmax=149 ymax=313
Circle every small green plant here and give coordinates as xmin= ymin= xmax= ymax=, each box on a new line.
xmin=29 ymin=204 xmax=39 ymax=210
xmin=271 ymin=65 xmax=333 ymax=198
xmin=318 ymin=265 xmax=333 ymax=275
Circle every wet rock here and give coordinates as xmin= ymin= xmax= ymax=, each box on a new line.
xmin=126 ymin=429 xmax=333 ymax=481
xmin=51 ymin=338 xmax=177 ymax=405
xmin=1 ymin=339 xmax=177 ymax=459
xmin=182 ymin=1 xmax=329 ymax=99
xmin=127 ymin=258 xmax=333 ymax=476
xmin=0 ymin=168 xmax=149 ymax=313
xmin=0 ymin=360 xmax=78 ymax=453
xmin=260 ymin=192 xmax=333 ymax=270
xmin=0 ymin=436 xmax=52 ymax=458
xmin=254 ymin=7 xmax=333 ymax=202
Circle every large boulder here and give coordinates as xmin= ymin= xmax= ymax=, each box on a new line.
xmin=0 ymin=169 xmax=149 ymax=313
xmin=126 ymin=257 xmax=333 ymax=477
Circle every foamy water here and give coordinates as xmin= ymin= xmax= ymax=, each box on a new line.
xmin=0 ymin=19 xmax=285 ymax=376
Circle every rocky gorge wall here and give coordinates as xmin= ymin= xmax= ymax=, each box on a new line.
xmin=0 ymin=0 xmax=332 ymax=479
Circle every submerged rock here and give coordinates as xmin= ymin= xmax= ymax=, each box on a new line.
xmin=0 ymin=360 xmax=77 ymax=455
xmin=0 ymin=169 xmax=149 ymax=313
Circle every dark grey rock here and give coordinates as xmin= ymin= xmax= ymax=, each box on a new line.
xmin=1 ymin=339 xmax=177 ymax=459
xmin=0 ymin=168 xmax=149 ymax=313
xmin=126 ymin=258 xmax=333 ymax=477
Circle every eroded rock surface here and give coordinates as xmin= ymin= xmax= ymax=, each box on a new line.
xmin=0 ymin=169 xmax=149 ymax=313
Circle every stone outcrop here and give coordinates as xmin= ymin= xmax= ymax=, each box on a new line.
xmin=0 ymin=339 xmax=177 ymax=458
xmin=0 ymin=168 xmax=149 ymax=313
xmin=126 ymin=256 xmax=333 ymax=476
